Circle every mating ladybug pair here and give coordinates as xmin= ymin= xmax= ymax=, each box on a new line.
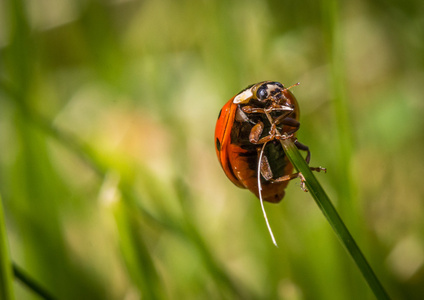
xmin=215 ymin=81 xmax=325 ymax=203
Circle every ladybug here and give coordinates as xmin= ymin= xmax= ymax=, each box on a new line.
xmin=215 ymin=81 xmax=323 ymax=203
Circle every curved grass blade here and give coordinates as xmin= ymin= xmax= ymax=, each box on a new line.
xmin=280 ymin=139 xmax=390 ymax=300
xmin=257 ymin=141 xmax=278 ymax=247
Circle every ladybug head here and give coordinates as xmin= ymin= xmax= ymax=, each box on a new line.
xmin=233 ymin=81 xmax=299 ymax=107
xmin=254 ymin=81 xmax=285 ymax=103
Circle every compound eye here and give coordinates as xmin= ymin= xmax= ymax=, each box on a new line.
xmin=276 ymin=82 xmax=284 ymax=89
xmin=257 ymin=87 xmax=268 ymax=101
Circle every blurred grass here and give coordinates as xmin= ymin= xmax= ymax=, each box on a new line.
xmin=1 ymin=0 xmax=424 ymax=299
xmin=0 ymin=194 xmax=15 ymax=300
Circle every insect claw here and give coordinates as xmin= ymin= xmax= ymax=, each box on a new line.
xmin=311 ymin=166 xmax=327 ymax=173
xmin=276 ymin=133 xmax=294 ymax=141
xmin=299 ymin=173 xmax=308 ymax=192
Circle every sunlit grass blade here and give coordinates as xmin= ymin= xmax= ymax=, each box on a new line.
xmin=280 ymin=139 xmax=390 ymax=300
xmin=0 ymin=194 xmax=15 ymax=300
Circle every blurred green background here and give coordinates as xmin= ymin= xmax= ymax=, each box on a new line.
xmin=1 ymin=0 xmax=423 ymax=299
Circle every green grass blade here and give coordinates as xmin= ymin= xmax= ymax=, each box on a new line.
xmin=280 ymin=139 xmax=390 ymax=300
xmin=13 ymin=264 xmax=56 ymax=300
xmin=0 ymin=194 xmax=15 ymax=300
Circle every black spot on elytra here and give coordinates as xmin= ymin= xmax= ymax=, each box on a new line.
xmin=217 ymin=109 xmax=222 ymax=120
xmin=215 ymin=138 xmax=221 ymax=151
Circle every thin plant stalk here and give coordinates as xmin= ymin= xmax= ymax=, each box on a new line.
xmin=280 ymin=139 xmax=390 ymax=300
xmin=13 ymin=264 xmax=56 ymax=300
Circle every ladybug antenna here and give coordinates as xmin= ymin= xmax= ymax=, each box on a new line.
xmin=285 ymin=82 xmax=300 ymax=91
xmin=258 ymin=141 xmax=278 ymax=247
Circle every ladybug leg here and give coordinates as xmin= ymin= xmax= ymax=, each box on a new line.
xmin=249 ymin=121 xmax=275 ymax=144
xmin=243 ymin=105 xmax=292 ymax=114
xmin=269 ymin=110 xmax=294 ymax=125
xmin=310 ymin=166 xmax=327 ymax=173
xmin=294 ymin=139 xmax=311 ymax=163
xmin=242 ymin=106 xmax=266 ymax=114
xmin=294 ymin=140 xmax=327 ymax=172
xmin=243 ymin=106 xmax=275 ymax=134
xmin=270 ymin=172 xmax=308 ymax=192
xmin=249 ymin=121 xmax=264 ymax=143
xmin=259 ymin=154 xmax=273 ymax=181
xmin=271 ymin=114 xmax=298 ymax=140
xmin=278 ymin=117 xmax=300 ymax=136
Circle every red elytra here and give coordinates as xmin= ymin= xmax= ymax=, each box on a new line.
xmin=215 ymin=81 xmax=316 ymax=203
